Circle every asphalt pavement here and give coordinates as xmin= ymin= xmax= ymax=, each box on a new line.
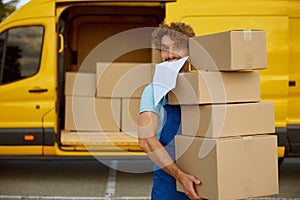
xmin=0 ymin=157 xmax=299 ymax=200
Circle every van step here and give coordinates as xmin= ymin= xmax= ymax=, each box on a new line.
xmin=60 ymin=131 xmax=140 ymax=151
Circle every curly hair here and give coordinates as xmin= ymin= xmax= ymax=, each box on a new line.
xmin=152 ymin=22 xmax=196 ymax=49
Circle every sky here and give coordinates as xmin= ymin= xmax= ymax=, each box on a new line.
xmin=16 ymin=0 xmax=30 ymax=9
xmin=3 ymin=0 xmax=30 ymax=9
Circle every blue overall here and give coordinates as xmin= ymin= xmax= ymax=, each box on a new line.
xmin=151 ymin=104 xmax=190 ymax=200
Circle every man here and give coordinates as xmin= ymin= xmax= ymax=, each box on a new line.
xmin=138 ymin=22 xmax=202 ymax=200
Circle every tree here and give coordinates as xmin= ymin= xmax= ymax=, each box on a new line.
xmin=0 ymin=0 xmax=19 ymax=22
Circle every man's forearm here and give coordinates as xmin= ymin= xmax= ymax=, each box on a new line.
xmin=140 ymin=136 xmax=183 ymax=178
xmin=138 ymin=111 xmax=185 ymax=180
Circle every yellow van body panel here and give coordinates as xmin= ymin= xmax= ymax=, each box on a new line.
xmin=0 ymin=8 xmax=57 ymax=155
xmin=165 ymin=0 xmax=300 ymax=158
xmin=4 ymin=0 xmax=169 ymax=26
xmin=0 ymin=144 xmax=146 ymax=157
xmin=0 ymin=146 xmax=43 ymax=155
xmin=278 ymin=146 xmax=285 ymax=158
xmin=2 ymin=1 xmax=55 ymax=27
xmin=288 ymin=1 xmax=300 ymax=125
xmin=51 ymin=143 xmax=146 ymax=157
xmin=0 ymin=17 xmax=57 ymax=130
xmin=166 ymin=0 xmax=298 ymax=129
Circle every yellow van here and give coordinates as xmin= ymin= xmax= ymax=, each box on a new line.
xmin=0 ymin=0 xmax=298 ymax=159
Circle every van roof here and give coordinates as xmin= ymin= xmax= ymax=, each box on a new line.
xmin=1 ymin=0 xmax=175 ymax=28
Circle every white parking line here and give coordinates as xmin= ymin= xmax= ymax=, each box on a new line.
xmin=105 ymin=160 xmax=118 ymax=199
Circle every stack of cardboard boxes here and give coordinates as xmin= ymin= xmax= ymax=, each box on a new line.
xmin=62 ymin=62 xmax=152 ymax=149
xmin=170 ymin=31 xmax=279 ymax=199
xmin=96 ymin=62 xmax=153 ymax=135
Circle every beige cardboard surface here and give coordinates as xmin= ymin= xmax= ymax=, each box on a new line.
xmin=152 ymin=48 xmax=163 ymax=64
xmin=189 ymin=30 xmax=267 ymax=71
xmin=65 ymin=96 xmax=121 ymax=131
xmin=61 ymin=131 xmax=138 ymax=144
xmin=60 ymin=130 xmax=140 ymax=151
xmin=168 ymin=71 xmax=260 ymax=105
xmin=121 ymin=98 xmax=140 ymax=136
xmin=181 ymin=102 xmax=275 ymax=138
xmin=96 ymin=62 xmax=152 ymax=98
xmin=75 ymin=19 xmax=153 ymax=73
xmin=65 ymin=72 xmax=96 ymax=96
xmin=175 ymin=134 xmax=278 ymax=200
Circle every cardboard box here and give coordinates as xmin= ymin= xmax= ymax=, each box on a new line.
xmin=121 ymin=98 xmax=140 ymax=136
xmin=181 ymin=102 xmax=275 ymax=138
xmin=65 ymin=96 xmax=121 ymax=131
xmin=189 ymin=30 xmax=267 ymax=71
xmin=65 ymin=72 xmax=96 ymax=96
xmin=175 ymin=134 xmax=279 ymax=200
xmin=151 ymin=48 xmax=163 ymax=64
xmin=168 ymin=71 xmax=260 ymax=105
xmin=96 ymin=62 xmax=152 ymax=98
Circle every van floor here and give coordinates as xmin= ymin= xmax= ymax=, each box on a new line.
xmin=60 ymin=131 xmax=140 ymax=151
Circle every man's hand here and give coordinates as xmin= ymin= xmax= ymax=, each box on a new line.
xmin=177 ymin=171 xmax=202 ymax=200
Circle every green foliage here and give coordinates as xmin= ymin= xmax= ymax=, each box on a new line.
xmin=0 ymin=0 xmax=19 ymax=22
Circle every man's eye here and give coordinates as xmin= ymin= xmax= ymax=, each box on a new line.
xmin=161 ymin=46 xmax=169 ymax=51
xmin=173 ymin=45 xmax=181 ymax=50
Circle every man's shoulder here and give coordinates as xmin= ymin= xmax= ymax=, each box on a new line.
xmin=142 ymin=83 xmax=154 ymax=96
xmin=145 ymin=82 xmax=154 ymax=90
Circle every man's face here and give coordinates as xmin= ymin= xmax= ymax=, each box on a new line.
xmin=160 ymin=35 xmax=188 ymax=62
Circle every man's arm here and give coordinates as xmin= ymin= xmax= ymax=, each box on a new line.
xmin=138 ymin=111 xmax=201 ymax=200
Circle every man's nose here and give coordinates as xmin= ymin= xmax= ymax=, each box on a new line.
xmin=167 ymin=50 xmax=178 ymax=58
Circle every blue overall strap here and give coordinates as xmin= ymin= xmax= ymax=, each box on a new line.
xmin=159 ymin=104 xmax=181 ymax=160
xmin=151 ymin=104 xmax=190 ymax=200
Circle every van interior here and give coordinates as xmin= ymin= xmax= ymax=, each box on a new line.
xmin=57 ymin=4 xmax=164 ymax=151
